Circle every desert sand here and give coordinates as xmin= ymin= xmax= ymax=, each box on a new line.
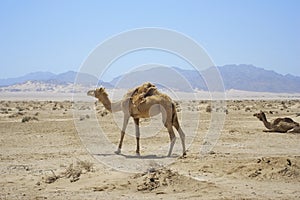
xmin=1 ymin=93 xmax=300 ymax=199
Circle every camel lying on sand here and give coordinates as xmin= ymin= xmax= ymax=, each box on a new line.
xmin=253 ymin=111 xmax=300 ymax=133
xmin=87 ymin=82 xmax=186 ymax=157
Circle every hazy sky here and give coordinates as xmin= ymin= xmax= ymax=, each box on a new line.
xmin=1 ymin=0 xmax=300 ymax=80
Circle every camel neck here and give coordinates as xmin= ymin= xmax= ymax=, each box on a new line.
xmin=261 ymin=114 xmax=272 ymax=129
xmin=98 ymin=94 xmax=122 ymax=113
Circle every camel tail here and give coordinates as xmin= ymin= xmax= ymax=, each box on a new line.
xmin=171 ymin=103 xmax=179 ymax=127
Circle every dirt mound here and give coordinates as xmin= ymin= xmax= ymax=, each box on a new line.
xmin=228 ymin=156 xmax=300 ymax=181
xmin=132 ymin=167 xmax=212 ymax=193
xmin=134 ymin=168 xmax=179 ymax=191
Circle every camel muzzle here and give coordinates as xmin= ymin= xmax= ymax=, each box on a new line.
xmin=87 ymin=90 xmax=95 ymax=97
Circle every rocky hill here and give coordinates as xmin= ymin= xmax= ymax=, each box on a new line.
xmin=111 ymin=64 xmax=300 ymax=93
xmin=1 ymin=65 xmax=300 ymax=93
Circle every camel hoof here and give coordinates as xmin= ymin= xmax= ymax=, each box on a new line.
xmin=179 ymin=153 xmax=187 ymax=159
xmin=136 ymin=153 xmax=140 ymax=157
xmin=114 ymin=149 xmax=121 ymax=154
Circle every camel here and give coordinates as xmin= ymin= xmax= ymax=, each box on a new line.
xmin=87 ymin=82 xmax=186 ymax=157
xmin=253 ymin=111 xmax=300 ymax=133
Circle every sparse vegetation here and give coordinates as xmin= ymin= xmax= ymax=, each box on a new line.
xmin=206 ymin=105 xmax=212 ymax=112
xmin=9 ymin=112 xmax=24 ymax=118
xmin=44 ymin=160 xmax=94 ymax=184
xmin=79 ymin=114 xmax=91 ymax=121
xmin=21 ymin=116 xmax=38 ymax=123
xmin=245 ymin=107 xmax=251 ymax=112
xmin=99 ymin=110 xmax=108 ymax=117
xmin=76 ymin=160 xmax=93 ymax=172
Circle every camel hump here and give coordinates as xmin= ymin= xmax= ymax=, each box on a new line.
xmin=273 ymin=117 xmax=296 ymax=125
xmin=131 ymin=82 xmax=158 ymax=106
xmin=282 ymin=117 xmax=296 ymax=123
xmin=134 ymin=82 xmax=156 ymax=94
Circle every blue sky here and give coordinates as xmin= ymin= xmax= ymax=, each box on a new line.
xmin=1 ymin=0 xmax=299 ymax=80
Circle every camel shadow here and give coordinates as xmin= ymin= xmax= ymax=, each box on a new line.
xmin=120 ymin=153 xmax=178 ymax=159
xmin=94 ymin=153 xmax=178 ymax=159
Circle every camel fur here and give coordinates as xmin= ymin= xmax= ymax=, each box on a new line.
xmin=87 ymin=82 xmax=186 ymax=157
xmin=253 ymin=111 xmax=300 ymax=133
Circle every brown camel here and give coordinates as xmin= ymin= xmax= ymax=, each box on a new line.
xmin=87 ymin=82 xmax=186 ymax=157
xmin=253 ymin=111 xmax=300 ymax=133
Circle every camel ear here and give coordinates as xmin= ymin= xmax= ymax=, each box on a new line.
xmin=99 ymin=87 xmax=105 ymax=92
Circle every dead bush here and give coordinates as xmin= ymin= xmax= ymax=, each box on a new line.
xmin=21 ymin=116 xmax=38 ymax=123
xmin=245 ymin=107 xmax=251 ymax=112
xmin=44 ymin=160 xmax=94 ymax=184
xmin=206 ymin=105 xmax=212 ymax=113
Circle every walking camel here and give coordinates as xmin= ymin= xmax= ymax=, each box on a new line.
xmin=253 ymin=111 xmax=300 ymax=133
xmin=87 ymin=82 xmax=186 ymax=157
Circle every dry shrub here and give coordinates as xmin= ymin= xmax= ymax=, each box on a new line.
xmin=98 ymin=110 xmax=109 ymax=117
xmin=9 ymin=112 xmax=24 ymax=118
xmin=206 ymin=105 xmax=212 ymax=113
xmin=77 ymin=160 xmax=93 ymax=172
xmin=44 ymin=170 xmax=59 ymax=184
xmin=245 ymin=107 xmax=251 ymax=112
xmin=61 ymin=163 xmax=82 ymax=182
xmin=44 ymin=160 xmax=94 ymax=184
xmin=21 ymin=116 xmax=38 ymax=123
xmin=80 ymin=114 xmax=91 ymax=121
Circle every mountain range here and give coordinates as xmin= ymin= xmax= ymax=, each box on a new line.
xmin=1 ymin=65 xmax=300 ymax=93
xmin=0 ymin=71 xmax=99 ymax=86
xmin=110 ymin=64 xmax=300 ymax=93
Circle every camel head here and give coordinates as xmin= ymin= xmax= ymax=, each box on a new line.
xmin=87 ymin=87 xmax=108 ymax=100
xmin=253 ymin=111 xmax=266 ymax=121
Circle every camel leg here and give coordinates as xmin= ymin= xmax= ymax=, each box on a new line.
xmin=263 ymin=129 xmax=286 ymax=133
xmin=167 ymin=124 xmax=176 ymax=157
xmin=162 ymin=108 xmax=176 ymax=157
xmin=173 ymin=120 xmax=186 ymax=156
xmin=263 ymin=129 xmax=276 ymax=132
xmin=288 ymin=126 xmax=300 ymax=133
xmin=134 ymin=118 xmax=141 ymax=156
xmin=115 ymin=115 xmax=130 ymax=154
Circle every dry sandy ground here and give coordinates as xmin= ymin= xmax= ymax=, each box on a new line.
xmin=1 ymin=98 xmax=300 ymax=199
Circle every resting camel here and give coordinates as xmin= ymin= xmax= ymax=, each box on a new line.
xmin=253 ymin=111 xmax=300 ymax=133
xmin=87 ymin=82 xmax=186 ymax=157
